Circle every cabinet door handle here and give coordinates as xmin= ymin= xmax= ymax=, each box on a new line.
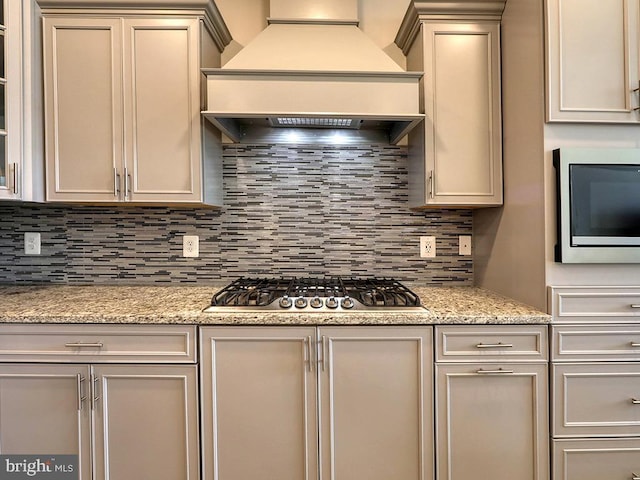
xmin=304 ymin=336 xmax=313 ymax=372
xmin=124 ymin=167 xmax=131 ymax=199
xmin=11 ymin=163 xmax=18 ymax=195
xmin=630 ymin=342 xmax=640 ymax=348
xmin=114 ymin=167 xmax=121 ymax=197
xmin=428 ymin=170 xmax=434 ymax=199
xmin=91 ymin=373 xmax=100 ymax=410
xmin=76 ymin=374 xmax=86 ymax=411
xmin=631 ymin=398 xmax=640 ymax=405
xmin=65 ymin=342 xmax=104 ymax=348
xmin=476 ymin=342 xmax=514 ymax=349
xmin=476 ymin=368 xmax=514 ymax=375
xmin=319 ymin=335 xmax=328 ymax=372
xmin=630 ymin=304 xmax=640 ymax=309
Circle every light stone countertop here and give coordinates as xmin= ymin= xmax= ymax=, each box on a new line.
xmin=0 ymin=285 xmax=550 ymax=325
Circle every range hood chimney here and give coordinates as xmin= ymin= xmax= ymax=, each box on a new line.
xmin=202 ymin=0 xmax=424 ymax=145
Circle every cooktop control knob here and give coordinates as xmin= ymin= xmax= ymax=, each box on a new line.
xmin=294 ymin=297 xmax=308 ymax=309
xmin=310 ymin=297 xmax=323 ymax=309
xmin=341 ymin=297 xmax=355 ymax=310
xmin=279 ymin=296 xmax=293 ymax=309
xmin=325 ymin=297 xmax=339 ymax=309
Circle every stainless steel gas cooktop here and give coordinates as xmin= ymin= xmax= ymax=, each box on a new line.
xmin=203 ymin=277 xmax=426 ymax=313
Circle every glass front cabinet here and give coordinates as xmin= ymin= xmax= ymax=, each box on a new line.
xmin=0 ymin=0 xmax=43 ymax=202
xmin=0 ymin=0 xmax=8 ymax=194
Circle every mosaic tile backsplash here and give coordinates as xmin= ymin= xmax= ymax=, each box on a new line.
xmin=0 ymin=145 xmax=473 ymax=285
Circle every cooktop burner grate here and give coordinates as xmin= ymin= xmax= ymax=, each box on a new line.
xmin=205 ymin=277 xmax=425 ymax=312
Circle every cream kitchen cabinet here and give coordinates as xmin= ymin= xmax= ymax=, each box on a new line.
xmin=0 ymin=324 xmax=199 ymax=480
xmin=552 ymin=438 xmax=640 ymax=480
xmin=200 ymin=326 xmax=434 ymax=480
xmin=41 ymin=1 xmax=230 ymax=205
xmin=396 ymin=1 xmax=504 ymax=208
xmin=546 ymin=0 xmax=640 ymax=123
xmin=435 ymin=326 xmax=549 ymax=480
xmin=550 ymin=286 xmax=640 ymax=480
xmin=0 ymin=364 xmax=91 ymax=478
xmin=0 ymin=0 xmax=44 ymax=202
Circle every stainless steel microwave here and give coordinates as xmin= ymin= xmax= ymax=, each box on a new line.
xmin=554 ymin=147 xmax=640 ymax=263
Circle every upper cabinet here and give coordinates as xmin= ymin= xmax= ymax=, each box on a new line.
xmin=396 ymin=1 xmax=504 ymax=208
xmin=40 ymin=0 xmax=231 ymax=206
xmin=546 ymin=0 xmax=640 ymax=123
xmin=0 ymin=1 xmax=44 ymax=202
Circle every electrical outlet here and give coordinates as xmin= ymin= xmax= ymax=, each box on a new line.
xmin=420 ymin=236 xmax=436 ymax=258
xmin=24 ymin=232 xmax=41 ymax=255
xmin=182 ymin=235 xmax=199 ymax=258
xmin=459 ymin=235 xmax=472 ymax=256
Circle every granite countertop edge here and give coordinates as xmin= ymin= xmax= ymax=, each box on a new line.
xmin=0 ymin=285 xmax=551 ymax=326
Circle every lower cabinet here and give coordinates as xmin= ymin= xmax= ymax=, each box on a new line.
xmin=550 ymin=288 xmax=640 ymax=480
xmin=553 ymin=438 xmax=640 ymax=480
xmin=435 ymin=363 xmax=549 ymax=480
xmin=0 ymin=324 xmax=199 ymax=480
xmin=200 ymin=326 xmax=434 ymax=480
xmin=434 ymin=325 xmax=549 ymax=480
xmin=0 ymin=363 xmax=91 ymax=478
xmin=0 ymin=363 xmax=199 ymax=480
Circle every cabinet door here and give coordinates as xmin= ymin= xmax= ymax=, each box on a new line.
xmin=552 ymin=363 xmax=640 ymax=437
xmin=0 ymin=364 xmax=92 ymax=480
xmin=419 ymin=22 xmax=502 ymax=207
xmin=122 ymin=18 xmax=202 ymax=203
xmin=436 ymin=363 xmax=549 ymax=480
xmin=43 ymin=16 xmax=124 ymax=202
xmin=0 ymin=0 xmax=21 ymax=200
xmin=200 ymin=326 xmax=318 ymax=480
xmin=553 ymin=438 xmax=640 ymax=480
xmin=319 ymin=327 xmax=433 ymax=480
xmin=546 ymin=0 xmax=640 ymax=122
xmin=92 ymin=364 xmax=199 ymax=480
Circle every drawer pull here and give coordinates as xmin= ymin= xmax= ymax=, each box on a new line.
xmin=631 ymin=305 xmax=640 ymax=309
xmin=631 ymin=398 xmax=640 ymax=405
xmin=476 ymin=342 xmax=514 ymax=349
xmin=65 ymin=342 xmax=104 ymax=348
xmin=631 ymin=342 xmax=640 ymax=348
xmin=476 ymin=368 xmax=514 ymax=375
xmin=632 ymin=473 xmax=639 ymax=480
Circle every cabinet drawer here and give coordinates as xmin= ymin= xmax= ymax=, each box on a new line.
xmin=553 ymin=438 xmax=640 ymax=480
xmin=553 ymin=363 xmax=640 ymax=437
xmin=553 ymin=325 xmax=640 ymax=361
xmin=435 ymin=325 xmax=548 ymax=362
xmin=550 ymin=287 xmax=640 ymax=323
xmin=0 ymin=324 xmax=197 ymax=363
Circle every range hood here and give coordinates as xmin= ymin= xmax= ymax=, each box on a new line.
xmin=202 ymin=0 xmax=424 ymax=145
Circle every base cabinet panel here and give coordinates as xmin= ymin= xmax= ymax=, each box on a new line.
xmin=553 ymin=438 xmax=640 ymax=480
xmin=200 ymin=326 xmax=434 ymax=480
xmin=0 ymin=364 xmax=92 ymax=480
xmin=319 ymin=327 xmax=433 ymax=480
xmin=200 ymin=326 xmax=319 ymax=480
xmin=436 ymin=363 xmax=549 ymax=480
xmin=92 ymin=364 xmax=199 ymax=480
xmin=552 ymin=363 xmax=640 ymax=437
xmin=0 ymin=363 xmax=198 ymax=480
